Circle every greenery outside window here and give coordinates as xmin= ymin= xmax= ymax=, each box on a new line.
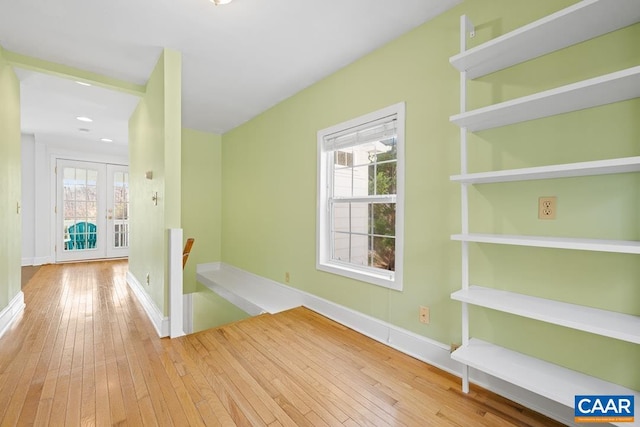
xmin=317 ymin=103 xmax=405 ymax=290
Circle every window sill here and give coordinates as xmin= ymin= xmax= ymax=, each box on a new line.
xmin=317 ymin=261 xmax=402 ymax=291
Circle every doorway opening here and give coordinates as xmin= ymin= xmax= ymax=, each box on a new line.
xmin=56 ymin=159 xmax=129 ymax=262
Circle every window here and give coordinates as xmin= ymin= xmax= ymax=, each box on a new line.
xmin=317 ymin=103 xmax=405 ymax=290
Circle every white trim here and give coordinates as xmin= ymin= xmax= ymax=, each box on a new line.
xmin=316 ymin=102 xmax=405 ymax=291
xmin=168 ymin=229 xmax=184 ymax=338
xmin=183 ymin=293 xmax=194 ymax=335
xmin=0 ymin=291 xmax=25 ymax=339
xmin=195 ymin=262 xmax=578 ymax=425
xmin=32 ymin=256 xmax=53 ymax=266
xmin=126 ymin=271 xmax=169 ymax=337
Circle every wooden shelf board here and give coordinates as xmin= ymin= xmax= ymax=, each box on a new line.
xmin=452 ymin=286 xmax=640 ymax=344
xmin=450 ymin=0 xmax=640 ymax=79
xmin=450 ymin=66 xmax=640 ymax=132
xmin=451 ymin=156 xmax=640 ymax=184
xmin=452 ymin=338 xmax=640 ymax=420
xmin=451 ymin=233 xmax=640 ymax=255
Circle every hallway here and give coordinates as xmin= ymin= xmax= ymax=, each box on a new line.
xmin=0 ymin=261 xmax=561 ymax=426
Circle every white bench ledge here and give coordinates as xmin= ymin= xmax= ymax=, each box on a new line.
xmin=196 ymin=262 xmax=304 ymax=316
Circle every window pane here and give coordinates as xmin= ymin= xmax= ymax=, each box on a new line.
xmin=75 ymin=185 xmax=87 ymax=201
xmin=64 ymin=201 xmax=75 ymax=219
xmin=332 ymin=232 xmax=350 ymax=262
xmin=331 ymin=202 xmax=371 ymax=235
xmin=371 ymin=203 xmax=395 ymax=237
xmin=349 ymin=233 xmax=368 ymax=266
xmin=63 ymin=167 xmax=76 ymax=183
xmin=370 ymin=236 xmax=395 ymax=271
xmin=76 ymin=168 xmax=87 ymax=183
xmin=350 ymin=202 xmax=368 ymax=234
xmin=112 ymin=171 xmax=130 ymax=249
xmin=86 ymin=201 xmax=97 ymax=218
xmin=352 ymin=166 xmax=368 ymax=197
xmin=333 ymin=166 xmax=353 ymax=197
xmin=369 ymin=161 xmax=397 ymax=196
xmin=76 ymin=202 xmax=87 ymax=217
xmin=87 ymin=169 xmax=98 ymax=186
xmin=87 ymin=185 xmax=97 ymax=201
xmin=332 ymin=203 xmax=350 ymax=233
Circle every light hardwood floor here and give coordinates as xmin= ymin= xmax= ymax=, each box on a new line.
xmin=1 ymin=261 xmax=563 ymax=426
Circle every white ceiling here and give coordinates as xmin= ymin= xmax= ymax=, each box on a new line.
xmin=0 ymin=0 xmax=460 ymax=143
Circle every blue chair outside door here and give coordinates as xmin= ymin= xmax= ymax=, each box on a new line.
xmin=67 ymin=222 xmax=97 ymax=250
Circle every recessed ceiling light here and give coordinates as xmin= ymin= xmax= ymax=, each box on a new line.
xmin=101 ymin=138 xmax=113 ymax=143
xmin=76 ymin=81 xmax=92 ymax=87
xmin=78 ymin=128 xmax=90 ymax=132
xmin=76 ymin=116 xmax=93 ymax=122
xmin=211 ymin=0 xmax=233 ymax=5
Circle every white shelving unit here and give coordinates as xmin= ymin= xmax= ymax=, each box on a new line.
xmin=449 ymin=0 xmax=640 ymax=79
xmin=451 ymin=233 xmax=640 ymax=255
xmin=452 ymin=286 xmax=640 ymax=344
xmin=451 ymin=156 xmax=640 ymax=184
xmin=449 ymin=0 xmax=640 ymax=421
xmin=452 ymin=339 xmax=640 ymax=416
xmin=450 ymin=66 xmax=640 ymax=132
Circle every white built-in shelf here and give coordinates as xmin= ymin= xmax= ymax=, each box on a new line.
xmin=196 ymin=263 xmax=302 ymax=316
xmin=451 ymin=233 xmax=640 ymax=255
xmin=450 ymin=66 xmax=640 ymax=132
xmin=452 ymin=338 xmax=640 ymax=426
xmin=452 ymin=286 xmax=640 ymax=344
xmin=451 ymin=156 xmax=640 ymax=184
xmin=450 ymin=0 xmax=640 ymax=79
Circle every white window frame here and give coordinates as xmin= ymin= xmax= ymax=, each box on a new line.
xmin=316 ymin=102 xmax=405 ymax=291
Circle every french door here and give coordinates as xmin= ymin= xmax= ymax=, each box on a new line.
xmin=56 ymin=160 xmax=129 ymax=262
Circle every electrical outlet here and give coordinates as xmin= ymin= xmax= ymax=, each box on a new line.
xmin=419 ymin=306 xmax=430 ymax=324
xmin=146 ymin=273 xmax=150 ymax=285
xmin=538 ymin=196 xmax=557 ymax=220
xmin=285 ymin=272 xmax=290 ymax=283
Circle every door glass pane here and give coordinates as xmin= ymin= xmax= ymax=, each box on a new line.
xmin=113 ymin=171 xmax=129 ymax=249
xmin=63 ymin=167 xmax=98 ymax=252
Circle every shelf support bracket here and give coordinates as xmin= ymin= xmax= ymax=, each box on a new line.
xmin=462 ymin=15 xmax=475 ymax=44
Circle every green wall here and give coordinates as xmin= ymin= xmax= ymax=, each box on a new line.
xmin=0 ymin=45 xmax=21 ymax=312
xmin=129 ymin=49 xmax=182 ymax=316
xmin=182 ymin=128 xmax=252 ymax=330
xmin=220 ymin=0 xmax=639 ymax=389
xmin=181 ymin=128 xmax=222 ymax=293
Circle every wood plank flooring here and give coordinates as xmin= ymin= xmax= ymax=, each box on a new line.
xmin=0 ymin=261 xmax=564 ymax=426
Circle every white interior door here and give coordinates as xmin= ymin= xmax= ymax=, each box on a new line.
xmin=56 ymin=160 xmax=129 ymax=262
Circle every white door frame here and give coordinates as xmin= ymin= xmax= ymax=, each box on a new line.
xmin=54 ymin=158 xmax=129 ymax=262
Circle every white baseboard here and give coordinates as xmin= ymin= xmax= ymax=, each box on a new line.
xmin=22 ymin=256 xmax=51 ymax=266
xmin=183 ymin=293 xmax=194 ymax=335
xmin=34 ymin=256 xmax=53 ymax=266
xmin=126 ymin=271 xmax=169 ymax=338
xmin=0 ymin=291 xmax=25 ymax=339
xmin=21 ymin=256 xmax=53 ymax=266
xmin=197 ymin=262 xmax=576 ymax=426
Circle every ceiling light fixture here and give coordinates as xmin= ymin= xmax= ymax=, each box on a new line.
xmin=101 ymin=138 xmax=113 ymax=142
xmin=76 ymin=81 xmax=92 ymax=87
xmin=76 ymin=116 xmax=93 ymax=122
xmin=211 ymin=0 xmax=233 ymax=5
